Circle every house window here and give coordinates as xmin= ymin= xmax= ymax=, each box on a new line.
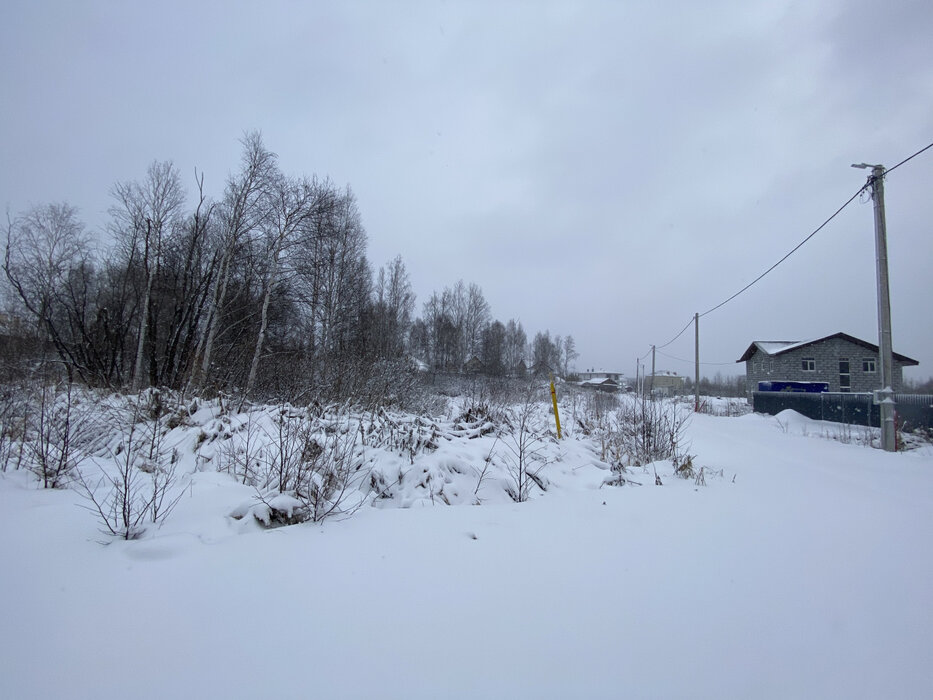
xmin=802 ymin=358 xmax=815 ymax=372
xmin=862 ymin=358 xmax=876 ymax=373
xmin=839 ymin=358 xmax=850 ymax=392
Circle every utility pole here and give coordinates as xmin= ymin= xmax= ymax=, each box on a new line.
xmin=694 ymin=312 xmax=700 ymax=412
xmin=650 ymin=345 xmax=655 ymax=396
xmin=852 ymin=163 xmax=897 ymax=451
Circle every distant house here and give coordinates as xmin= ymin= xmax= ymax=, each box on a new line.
xmin=578 ymin=369 xmax=625 ymax=383
xmin=462 ymin=356 xmax=484 ymax=374
xmin=513 ymin=360 xmax=528 ymax=377
xmin=645 ymin=371 xmax=685 ymax=395
xmin=737 ymin=332 xmax=918 ymax=396
xmin=531 ymin=360 xmax=558 ymax=377
xmin=580 ymin=376 xmax=620 ymax=393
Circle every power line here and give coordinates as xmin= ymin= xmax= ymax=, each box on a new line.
xmin=649 ymin=176 xmax=868 ymax=356
xmin=885 ymin=140 xmax=933 ymax=175
xmin=698 ymin=183 xmax=867 ymax=318
xmin=688 ymin=140 xmax=931 ymax=324
xmin=656 ymin=348 xmax=737 ymax=366
xmin=656 ymin=316 xmax=694 ymax=350
xmin=642 ymin=139 xmax=933 ymax=368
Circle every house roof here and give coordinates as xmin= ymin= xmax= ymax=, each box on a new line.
xmin=736 ymin=332 xmax=918 ymax=365
xmin=581 ymin=377 xmax=618 ymax=386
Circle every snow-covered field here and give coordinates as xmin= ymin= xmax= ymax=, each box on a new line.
xmin=2 ymin=395 xmax=932 ymax=699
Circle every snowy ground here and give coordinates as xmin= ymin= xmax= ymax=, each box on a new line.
xmin=1 ymin=396 xmax=932 ymax=699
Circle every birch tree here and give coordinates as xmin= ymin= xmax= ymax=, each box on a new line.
xmin=243 ymin=175 xmax=324 ymax=398
xmin=110 ymin=160 xmax=185 ymax=390
xmin=194 ymin=131 xmax=278 ymax=392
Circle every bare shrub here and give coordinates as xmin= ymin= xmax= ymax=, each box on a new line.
xmin=697 ymin=398 xmax=751 ymax=418
xmin=249 ymin=405 xmax=368 ymax=526
xmin=823 ymin=421 xmax=875 ymax=448
xmin=673 ymin=454 xmax=695 ymax=480
xmin=218 ymin=409 xmax=266 ymax=485
xmin=501 ymin=381 xmax=550 ymax=503
xmin=358 ymin=408 xmax=441 ymax=464
xmin=22 ymin=381 xmax=98 ymax=488
xmin=75 ymin=395 xmax=184 ymax=540
xmin=292 ymin=421 xmax=363 ymax=522
xmin=598 ymin=394 xmax=690 ymax=483
xmin=258 ymin=406 xmax=306 ymax=493
xmin=0 ymin=383 xmax=27 ymax=473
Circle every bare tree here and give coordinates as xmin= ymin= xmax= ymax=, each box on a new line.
xmin=504 ymin=319 xmax=527 ymax=375
xmin=532 ymin=330 xmax=561 ymax=375
xmin=372 ymin=255 xmax=415 ymax=359
xmin=291 ymin=185 xmax=371 ymax=395
xmin=194 ymin=131 xmax=278 ymax=393
xmin=110 ymin=161 xmax=185 ymax=390
xmin=562 ymin=335 xmax=578 ymax=377
xmin=461 ymin=282 xmax=490 ymax=362
xmin=4 ymin=203 xmax=92 ymax=379
xmin=244 ymin=175 xmax=323 ymax=399
xmin=481 ymin=320 xmax=507 ymax=376
xmin=421 ymin=290 xmax=458 ymax=372
xmin=155 ymin=170 xmax=217 ymax=388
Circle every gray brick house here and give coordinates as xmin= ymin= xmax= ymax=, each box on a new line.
xmin=737 ymin=332 xmax=918 ymax=396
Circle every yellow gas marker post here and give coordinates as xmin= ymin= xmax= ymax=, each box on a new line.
xmin=549 ymin=374 xmax=562 ymax=439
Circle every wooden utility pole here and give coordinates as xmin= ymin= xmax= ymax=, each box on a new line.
xmin=694 ymin=313 xmax=700 ymax=412
xmin=650 ymin=345 xmax=656 ymax=396
xmin=853 ymin=163 xmax=897 ymax=451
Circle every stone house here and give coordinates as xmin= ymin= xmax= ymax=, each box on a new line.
xmin=645 ymin=370 xmax=685 ymax=395
xmin=737 ymin=332 xmax=918 ymax=396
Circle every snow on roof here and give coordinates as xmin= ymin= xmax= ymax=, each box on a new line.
xmin=754 ymin=341 xmax=802 ymax=355
xmin=581 ymin=377 xmax=618 ymax=385
xmin=738 ymin=333 xmax=919 ymax=365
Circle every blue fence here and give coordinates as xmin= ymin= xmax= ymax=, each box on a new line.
xmin=752 ymin=392 xmax=933 ymax=430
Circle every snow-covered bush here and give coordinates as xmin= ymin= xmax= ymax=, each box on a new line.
xmin=697 ymin=397 xmax=751 ymax=417
xmin=75 ymin=395 xmax=184 ymax=539
xmin=673 ymin=453 xmax=695 ymax=480
xmin=21 ymin=381 xmax=99 ymax=488
xmin=0 ymin=384 xmax=26 ymax=473
xmin=599 ymin=394 xmax=690 ymax=473
xmin=225 ymin=405 xmax=369 ymax=526
xmin=218 ymin=409 xmax=266 ymax=485
xmin=500 ymin=382 xmax=551 ymax=503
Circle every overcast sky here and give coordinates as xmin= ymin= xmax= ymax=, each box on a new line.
xmin=2 ymin=0 xmax=931 ymax=380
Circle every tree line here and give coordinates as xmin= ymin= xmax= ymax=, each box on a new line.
xmin=2 ymin=131 xmax=576 ymax=403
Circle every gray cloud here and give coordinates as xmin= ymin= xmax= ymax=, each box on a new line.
xmin=2 ymin=0 xmax=931 ymax=379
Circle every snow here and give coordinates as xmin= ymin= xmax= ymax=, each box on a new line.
xmin=753 ymin=340 xmax=805 ymax=355
xmin=1 ymin=397 xmax=932 ymax=699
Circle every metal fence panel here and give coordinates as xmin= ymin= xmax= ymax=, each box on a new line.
xmin=752 ymin=392 xmax=933 ymax=430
